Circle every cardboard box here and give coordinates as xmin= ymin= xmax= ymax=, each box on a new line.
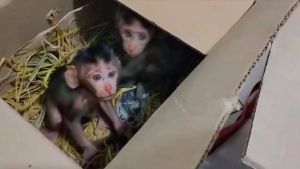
xmin=243 ymin=1 xmax=300 ymax=169
xmin=0 ymin=0 xmax=75 ymax=57
xmin=3 ymin=0 xmax=295 ymax=169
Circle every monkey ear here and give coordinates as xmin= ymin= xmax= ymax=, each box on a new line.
xmin=64 ymin=65 xmax=79 ymax=89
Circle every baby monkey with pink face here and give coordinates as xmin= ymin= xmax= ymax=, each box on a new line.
xmin=116 ymin=7 xmax=203 ymax=101
xmin=41 ymin=43 xmax=127 ymax=165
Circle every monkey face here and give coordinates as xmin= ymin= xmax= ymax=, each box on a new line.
xmin=118 ymin=20 xmax=151 ymax=57
xmin=82 ymin=60 xmax=119 ymax=100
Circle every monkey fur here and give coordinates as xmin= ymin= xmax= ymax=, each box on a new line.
xmin=115 ymin=7 xmax=205 ymax=101
xmin=41 ymin=43 xmax=126 ymax=165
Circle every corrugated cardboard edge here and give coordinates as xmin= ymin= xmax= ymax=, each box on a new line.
xmin=236 ymin=0 xmax=299 ymax=94
xmin=196 ymin=96 xmax=242 ymax=168
xmin=241 ymin=1 xmax=300 ymax=169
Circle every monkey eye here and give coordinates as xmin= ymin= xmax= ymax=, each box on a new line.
xmin=124 ymin=30 xmax=132 ymax=38
xmin=108 ymin=71 xmax=117 ymax=78
xmin=92 ymin=74 xmax=102 ymax=81
xmin=139 ymin=33 xmax=147 ymax=40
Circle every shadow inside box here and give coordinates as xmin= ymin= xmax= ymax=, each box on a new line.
xmin=199 ymin=119 xmax=253 ymax=169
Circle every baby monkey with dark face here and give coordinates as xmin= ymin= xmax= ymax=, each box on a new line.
xmin=116 ymin=7 xmax=204 ymax=101
xmin=41 ymin=43 xmax=125 ymax=165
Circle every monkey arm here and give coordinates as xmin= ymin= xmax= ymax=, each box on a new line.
xmin=100 ymin=100 xmax=127 ymax=134
xmin=64 ymin=116 xmax=97 ymax=164
xmin=45 ymin=100 xmax=62 ymax=130
xmin=144 ymin=63 xmax=164 ymax=76
xmin=64 ymin=118 xmax=94 ymax=148
xmin=120 ymin=56 xmax=145 ymax=83
xmin=40 ymin=100 xmax=62 ymax=142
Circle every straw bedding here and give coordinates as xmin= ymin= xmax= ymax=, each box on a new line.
xmin=0 ymin=13 xmax=160 ymax=169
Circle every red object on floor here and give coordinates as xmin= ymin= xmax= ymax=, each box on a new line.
xmin=210 ymin=86 xmax=260 ymax=152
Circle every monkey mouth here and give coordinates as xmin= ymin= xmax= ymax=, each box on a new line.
xmin=127 ymin=50 xmax=140 ymax=57
xmin=128 ymin=54 xmax=139 ymax=58
xmin=100 ymin=94 xmax=114 ymax=100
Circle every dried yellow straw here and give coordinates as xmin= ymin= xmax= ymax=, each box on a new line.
xmin=0 ymin=10 xmax=161 ymax=169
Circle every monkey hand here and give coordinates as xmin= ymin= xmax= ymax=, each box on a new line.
xmin=114 ymin=120 xmax=134 ymax=138
xmin=81 ymin=145 xmax=98 ymax=166
xmin=95 ymin=117 xmax=110 ymax=132
xmin=114 ymin=120 xmax=128 ymax=134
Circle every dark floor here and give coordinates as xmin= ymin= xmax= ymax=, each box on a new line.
xmin=199 ymin=120 xmax=253 ymax=169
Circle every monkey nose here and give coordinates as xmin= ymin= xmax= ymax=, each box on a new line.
xmin=128 ymin=48 xmax=134 ymax=54
xmin=128 ymin=48 xmax=138 ymax=57
xmin=104 ymin=84 xmax=112 ymax=94
xmin=128 ymin=45 xmax=136 ymax=52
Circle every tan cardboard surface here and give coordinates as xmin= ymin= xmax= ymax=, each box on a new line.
xmin=0 ymin=0 xmax=74 ymax=57
xmin=0 ymin=99 xmax=80 ymax=169
xmin=0 ymin=0 xmax=296 ymax=169
xmin=119 ymin=0 xmax=254 ymax=54
xmin=105 ymin=1 xmax=296 ymax=169
xmin=244 ymin=3 xmax=300 ymax=169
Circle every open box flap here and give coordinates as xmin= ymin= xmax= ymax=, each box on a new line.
xmin=105 ymin=1 xmax=296 ymax=169
xmin=0 ymin=0 xmax=74 ymax=57
xmin=118 ymin=0 xmax=254 ymax=54
xmin=243 ymin=2 xmax=300 ymax=169
xmin=0 ymin=99 xmax=81 ymax=169
xmin=0 ymin=1 xmax=297 ymax=169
